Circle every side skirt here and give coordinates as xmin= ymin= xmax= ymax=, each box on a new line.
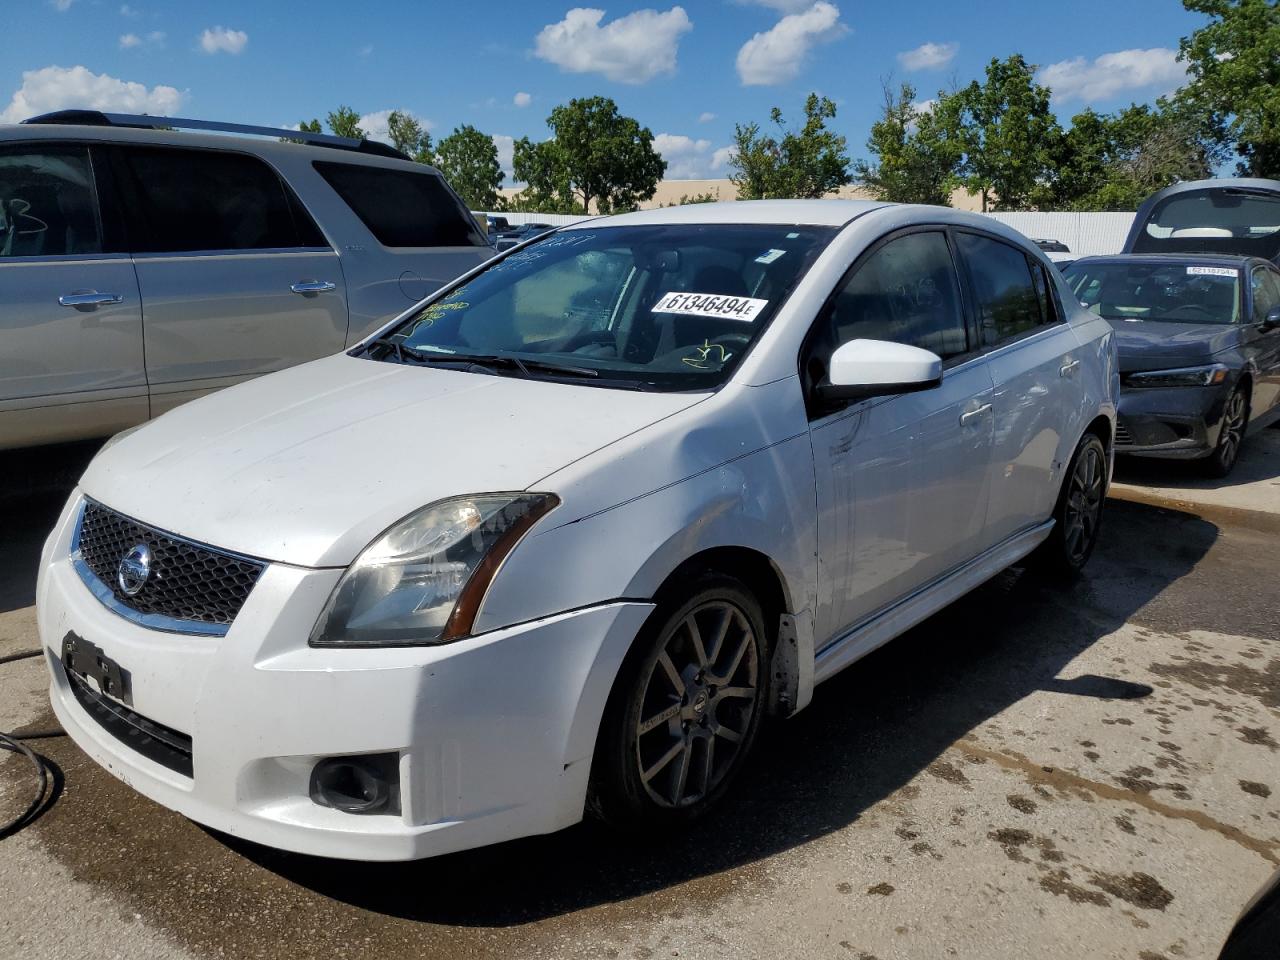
xmin=812 ymin=520 xmax=1054 ymax=686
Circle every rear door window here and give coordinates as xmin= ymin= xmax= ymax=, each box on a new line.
xmin=114 ymin=146 xmax=324 ymax=254
xmin=313 ymin=161 xmax=486 ymax=248
xmin=0 ymin=145 xmax=102 ymax=258
xmin=956 ymin=233 xmax=1046 ymax=346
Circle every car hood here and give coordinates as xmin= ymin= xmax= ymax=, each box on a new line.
xmin=1105 ymin=319 xmax=1239 ymax=372
xmin=81 ymin=354 xmax=707 ymax=567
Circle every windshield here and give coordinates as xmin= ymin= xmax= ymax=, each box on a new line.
xmin=1131 ymin=188 xmax=1280 ymax=261
xmin=1064 ymin=261 xmax=1241 ymax=325
xmin=367 ymin=223 xmax=837 ymax=390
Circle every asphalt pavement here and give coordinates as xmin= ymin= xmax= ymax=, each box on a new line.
xmin=1 ymin=433 xmax=1277 ymax=960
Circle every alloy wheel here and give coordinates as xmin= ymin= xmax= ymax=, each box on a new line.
xmin=1216 ymin=388 xmax=1247 ymax=470
xmin=634 ymin=600 xmax=760 ymax=809
xmin=1063 ymin=442 xmax=1105 ymax=565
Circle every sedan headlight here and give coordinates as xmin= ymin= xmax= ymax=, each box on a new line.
xmin=1123 ymin=363 xmax=1229 ymax=389
xmin=310 ymin=493 xmax=559 ymax=647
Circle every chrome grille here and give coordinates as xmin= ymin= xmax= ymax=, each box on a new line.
xmin=74 ymin=499 xmax=265 ymax=631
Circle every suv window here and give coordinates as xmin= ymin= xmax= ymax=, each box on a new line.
xmin=1252 ymin=266 xmax=1280 ymax=323
xmin=810 ymin=231 xmax=969 ymax=379
xmin=116 ymin=146 xmax=323 ymax=253
xmin=0 ymin=145 xmax=101 ymax=258
xmin=313 ymin=161 xmax=486 ymax=248
xmin=956 ymin=233 xmax=1045 ymax=345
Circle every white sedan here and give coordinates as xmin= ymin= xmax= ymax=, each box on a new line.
xmin=37 ymin=200 xmax=1118 ymax=861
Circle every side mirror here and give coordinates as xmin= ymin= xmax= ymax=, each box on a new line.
xmin=1263 ymin=305 xmax=1280 ymax=332
xmin=817 ymin=338 xmax=943 ymax=402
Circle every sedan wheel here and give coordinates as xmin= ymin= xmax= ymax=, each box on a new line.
xmin=590 ymin=574 xmax=768 ymax=826
xmin=1034 ymin=432 xmax=1107 ymax=577
xmin=1205 ymin=386 xmax=1248 ymax=478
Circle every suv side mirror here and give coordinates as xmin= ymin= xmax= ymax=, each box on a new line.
xmin=816 ymin=339 xmax=943 ymax=402
xmin=1263 ymin=305 xmax=1280 ymax=331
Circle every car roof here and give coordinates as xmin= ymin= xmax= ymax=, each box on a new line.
xmin=0 ymin=120 xmax=433 ymax=172
xmin=564 ymin=199 xmax=889 ymax=228
xmin=1070 ymin=252 xmax=1266 ymax=268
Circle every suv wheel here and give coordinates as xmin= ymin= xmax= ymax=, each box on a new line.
xmin=1035 ymin=432 xmax=1107 ymax=577
xmin=1203 ymin=385 xmax=1248 ymax=478
xmin=589 ymin=573 xmax=767 ymax=828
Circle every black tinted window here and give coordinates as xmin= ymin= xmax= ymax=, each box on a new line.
xmin=0 ymin=146 xmax=101 ymax=258
xmin=957 ymin=233 xmax=1044 ymax=345
xmin=816 ymin=231 xmax=969 ymax=367
xmin=1252 ymin=267 xmax=1280 ymax=323
xmin=313 ymin=161 xmax=486 ymax=248
xmin=1132 ymin=189 xmax=1280 ymax=262
xmin=117 ymin=147 xmax=320 ymax=253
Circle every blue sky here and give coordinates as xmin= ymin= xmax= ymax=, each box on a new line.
xmin=3 ymin=0 xmax=1208 ymax=181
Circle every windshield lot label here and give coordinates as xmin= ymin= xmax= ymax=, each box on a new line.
xmin=652 ymin=292 xmax=769 ymax=322
xmin=1187 ymin=266 xmax=1238 ymax=277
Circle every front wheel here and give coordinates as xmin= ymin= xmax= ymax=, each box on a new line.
xmin=588 ymin=573 xmax=768 ymax=828
xmin=1202 ymin=385 xmax=1248 ymax=478
xmin=1034 ymin=432 xmax=1107 ymax=577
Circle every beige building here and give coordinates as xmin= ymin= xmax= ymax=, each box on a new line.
xmin=500 ymin=179 xmax=985 ymax=212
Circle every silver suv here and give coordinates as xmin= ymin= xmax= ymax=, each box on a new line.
xmin=0 ymin=111 xmax=493 ymax=449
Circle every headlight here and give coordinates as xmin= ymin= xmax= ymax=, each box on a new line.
xmin=310 ymin=493 xmax=559 ymax=647
xmin=1123 ymin=363 xmax=1229 ymax=389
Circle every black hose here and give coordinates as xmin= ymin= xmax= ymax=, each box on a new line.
xmin=1 ymin=648 xmax=64 ymax=839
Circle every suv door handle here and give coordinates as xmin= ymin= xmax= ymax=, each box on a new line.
xmin=291 ymin=280 xmax=337 ymax=295
xmin=1060 ymin=358 xmax=1081 ymax=377
xmin=59 ymin=291 xmax=123 ymax=309
xmin=959 ymin=403 xmax=992 ymax=425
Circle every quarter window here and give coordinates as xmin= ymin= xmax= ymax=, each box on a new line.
xmin=812 ymin=231 xmax=969 ymax=377
xmin=0 ymin=146 xmax=101 ymax=258
xmin=956 ymin=233 xmax=1046 ymax=345
xmin=116 ymin=146 xmax=322 ymax=253
xmin=313 ymin=161 xmax=486 ymax=248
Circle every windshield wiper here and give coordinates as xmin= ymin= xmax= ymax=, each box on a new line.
xmin=394 ymin=349 xmax=600 ymax=380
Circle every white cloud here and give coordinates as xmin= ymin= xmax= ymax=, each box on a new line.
xmin=736 ymin=2 xmax=844 ymax=86
xmin=698 ymin=111 xmax=716 ymax=123
xmin=357 ymin=108 xmax=433 ymax=144
xmin=655 ymin=132 xmax=719 ymax=178
xmin=711 ymin=145 xmax=736 ymax=170
xmin=199 ymin=26 xmax=248 ymax=55
xmin=0 ymin=64 xmax=184 ymax=124
xmin=897 ymin=41 xmax=956 ymax=71
xmin=120 ymin=30 xmax=164 ymax=50
xmin=50 ymin=0 xmax=75 ymax=11
xmin=1038 ymin=47 xmax=1186 ymax=103
xmin=513 ymin=91 xmax=532 ymax=108
xmin=534 ymin=7 xmax=693 ymax=84
xmin=493 ymin=134 xmax=516 ymax=179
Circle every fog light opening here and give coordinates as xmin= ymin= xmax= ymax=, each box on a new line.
xmin=309 ymin=754 xmax=400 ymax=816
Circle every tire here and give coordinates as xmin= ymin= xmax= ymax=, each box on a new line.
xmin=1034 ymin=432 xmax=1107 ymax=577
xmin=1202 ymin=384 xmax=1249 ymax=478
xmin=588 ymin=572 xmax=768 ymax=829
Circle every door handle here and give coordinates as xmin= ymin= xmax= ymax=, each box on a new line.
xmin=291 ymin=280 xmax=337 ymax=295
xmin=959 ymin=403 xmax=993 ymax=426
xmin=1060 ymin=358 xmax=1081 ymax=377
xmin=58 ymin=291 xmax=123 ymax=309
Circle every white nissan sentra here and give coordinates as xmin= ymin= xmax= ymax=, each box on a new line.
xmin=37 ymin=200 xmax=1117 ymax=861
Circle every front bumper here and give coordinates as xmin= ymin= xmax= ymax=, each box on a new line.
xmin=1114 ymin=381 xmax=1232 ymax=459
xmin=37 ymin=492 xmax=653 ymax=861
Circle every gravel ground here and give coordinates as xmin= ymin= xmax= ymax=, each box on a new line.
xmin=1 ymin=433 xmax=1277 ymax=960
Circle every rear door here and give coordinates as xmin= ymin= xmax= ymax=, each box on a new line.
xmin=110 ymin=144 xmax=349 ymax=415
xmin=954 ymin=231 xmax=1082 ymax=546
xmin=1247 ymin=265 xmax=1280 ymax=418
xmin=311 ymin=160 xmax=491 ymax=339
xmin=0 ymin=142 xmax=146 ymax=447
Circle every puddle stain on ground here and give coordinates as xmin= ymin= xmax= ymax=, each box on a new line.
xmin=1147 ymin=657 xmax=1279 ymax=711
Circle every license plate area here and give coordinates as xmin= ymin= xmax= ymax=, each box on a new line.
xmin=62 ymin=630 xmax=132 ymax=706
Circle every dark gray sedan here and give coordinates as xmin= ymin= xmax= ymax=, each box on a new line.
xmin=1063 ymin=254 xmax=1280 ymax=476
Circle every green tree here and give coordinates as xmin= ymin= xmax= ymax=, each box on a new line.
xmin=511 ymin=138 xmax=579 ymax=214
xmin=854 ymin=82 xmax=960 ymax=205
xmin=326 ymin=105 xmax=365 ymax=140
xmin=1179 ymin=0 xmax=1280 ymax=176
xmin=386 ymin=110 xmax=434 ymax=163
xmin=949 ymin=55 xmax=1062 ymax=211
xmin=298 ymin=118 xmax=322 ymax=134
xmin=434 ymin=125 xmax=504 ymax=210
xmin=729 ymin=93 xmax=851 ymax=199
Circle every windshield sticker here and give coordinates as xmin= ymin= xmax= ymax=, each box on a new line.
xmin=682 ymin=340 xmax=733 ymax=369
xmin=755 ymin=248 xmax=787 ymax=265
xmin=652 ymin=292 xmax=768 ymax=322
xmin=1187 ymin=265 xmax=1238 ymax=277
